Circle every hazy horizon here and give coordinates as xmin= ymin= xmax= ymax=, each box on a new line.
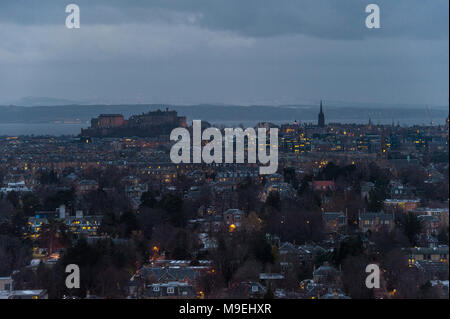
xmin=1 ymin=97 xmax=449 ymax=110
xmin=0 ymin=102 xmax=448 ymax=136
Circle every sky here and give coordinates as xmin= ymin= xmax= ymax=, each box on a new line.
xmin=0 ymin=0 xmax=448 ymax=106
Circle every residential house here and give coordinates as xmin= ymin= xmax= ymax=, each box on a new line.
xmin=0 ymin=276 xmax=47 ymax=299
xmin=0 ymin=181 xmax=31 ymax=194
xmin=143 ymin=282 xmax=197 ymax=299
xmin=359 ymin=211 xmax=395 ymax=233
xmin=223 ymin=209 xmax=244 ymax=231
xmin=28 ymin=205 xmax=102 ymax=239
xmin=383 ymin=199 xmax=420 ymax=214
xmin=313 ymin=263 xmax=340 ymax=284
xmin=312 ymin=180 xmax=335 ymax=192
xmin=229 ymin=282 xmax=267 ymax=299
xmin=77 ymin=179 xmax=99 ymax=194
xmin=410 ymin=208 xmax=449 ymax=228
xmin=407 ymin=246 xmax=449 ymax=266
xmin=418 ymin=215 xmax=440 ymax=236
xmin=323 ymin=211 xmax=347 ymax=233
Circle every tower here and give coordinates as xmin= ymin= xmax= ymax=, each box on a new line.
xmin=318 ymin=100 xmax=325 ymax=127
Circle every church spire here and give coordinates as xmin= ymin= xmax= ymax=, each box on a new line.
xmin=318 ymin=100 xmax=325 ymax=127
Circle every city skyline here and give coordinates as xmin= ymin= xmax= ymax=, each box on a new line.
xmin=0 ymin=0 xmax=448 ymax=304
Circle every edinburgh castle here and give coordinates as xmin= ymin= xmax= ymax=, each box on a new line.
xmin=81 ymin=108 xmax=187 ymax=138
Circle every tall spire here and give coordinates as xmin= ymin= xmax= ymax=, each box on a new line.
xmin=318 ymin=100 xmax=325 ymax=127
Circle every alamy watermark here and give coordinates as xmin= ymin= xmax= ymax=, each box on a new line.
xmin=170 ymin=120 xmax=279 ymax=175
xmin=65 ymin=3 xmax=380 ymax=30
xmin=365 ymin=264 xmax=380 ymax=289
xmin=65 ymin=4 xmax=80 ymax=29
xmin=65 ymin=264 xmax=80 ymax=289
xmin=365 ymin=4 xmax=381 ymax=29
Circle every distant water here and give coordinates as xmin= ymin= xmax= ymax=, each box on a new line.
xmin=0 ymin=117 xmax=445 ymax=137
xmin=209 ymin=118 xmax=446 ymax=128
xmin=0 ymin=123 xmax=87 ymax=136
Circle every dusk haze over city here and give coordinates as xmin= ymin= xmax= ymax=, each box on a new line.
xmin=0 ymin=0 xmax=448 ymax=315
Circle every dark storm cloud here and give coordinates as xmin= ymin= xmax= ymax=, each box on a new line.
xmin=0 ymin=1 xmax=448 ymax=106
xmin=0 ymin=0 xmax=448 ymax=39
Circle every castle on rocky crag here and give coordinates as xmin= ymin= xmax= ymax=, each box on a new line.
xmin=81 ymin=108 xmax=187 ymax=138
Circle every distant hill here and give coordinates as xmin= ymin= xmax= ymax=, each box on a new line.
xmin=4 ymin=96 xmax=86 ymax=107
xmin=0 ymin=103 xmax=447 ymax=125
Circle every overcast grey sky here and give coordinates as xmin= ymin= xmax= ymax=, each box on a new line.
xmin=0 ymin=0 xmax=448 ymax=106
